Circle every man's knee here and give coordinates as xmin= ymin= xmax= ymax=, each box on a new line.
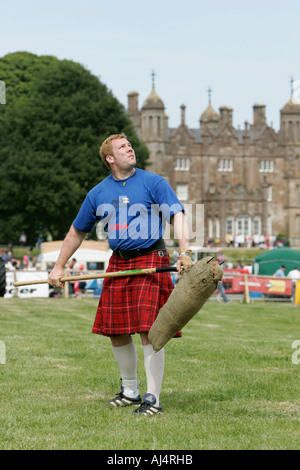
xmin=110 ymin=334 xmax=132 ymax=347
xmin=140 ymin=332 xmax=150 ymax=345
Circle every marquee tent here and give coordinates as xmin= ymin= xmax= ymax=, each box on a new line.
xmin=253 ymin=248 xmax=300 ymax=275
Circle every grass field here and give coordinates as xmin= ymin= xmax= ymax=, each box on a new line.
xmin=0 ymin=297 xmax=300 ymax=450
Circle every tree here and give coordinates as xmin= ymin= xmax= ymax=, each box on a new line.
xmin=0 ymin=52 xmax=149 ymax=244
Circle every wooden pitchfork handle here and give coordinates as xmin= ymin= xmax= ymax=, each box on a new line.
xmin=13 ymin=266 xmax=178 ymax=287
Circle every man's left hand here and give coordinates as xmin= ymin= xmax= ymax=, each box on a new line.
xmin=176 ymin=253 xmax=193 ymax=273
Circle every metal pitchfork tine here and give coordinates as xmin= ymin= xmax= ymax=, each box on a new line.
xmin=206 ymin=257 xmax=225 ymax=265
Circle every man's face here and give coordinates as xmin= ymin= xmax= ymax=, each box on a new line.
xmin=109 ymin=138 xmax=136 ymax=170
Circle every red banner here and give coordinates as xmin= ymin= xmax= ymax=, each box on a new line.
xmin=231 ymin=276 xmax=293 ymax=296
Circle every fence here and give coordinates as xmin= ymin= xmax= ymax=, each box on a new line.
xmin=4 ymin=269 xmax=102 ymax=299
xmin=222 ymin=270 xmax=300 ymax=304
xmin=4 ymin=268 xmax=300 ymax=304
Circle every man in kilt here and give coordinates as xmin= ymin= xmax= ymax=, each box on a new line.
xmin=48 ymin=134 xmax=192 ymax=416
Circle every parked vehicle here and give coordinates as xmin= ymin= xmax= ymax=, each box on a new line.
xmin=37 ymin=240 xmax=112 ymax=272
xmin=0 ymin=257 xmax=6 ymax=297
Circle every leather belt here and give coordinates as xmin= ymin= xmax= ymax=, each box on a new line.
xmin=113 ymin=239 xmax=166 ymax=260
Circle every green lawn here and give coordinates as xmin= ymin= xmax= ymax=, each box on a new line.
xmin=0 ymin=298 xmax=300 ymax=450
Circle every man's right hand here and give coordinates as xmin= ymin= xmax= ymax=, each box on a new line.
xmin=48 ymin=266 xmax=65 ymax=288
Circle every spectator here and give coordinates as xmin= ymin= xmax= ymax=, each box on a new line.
xmin=6 ymin=257 xmax=20 ymax=270
xmin=287 ymin=267 xmax=300 ymax=302
xmin=36 ymin=233 xmax=44 ymax=249
xmin=31 ymin=255 xmax=37 ymax=268
xmin=216 ymin=281 xmax=231 ymax=303
xmin=3 ymin=251 xmax=10 ymax=263
xmin=74 ymin=264 xmax=87 ymax=298
xmin=173 ymin=249 xmax=179 ymax=263
xmin=12 ymin=260 xmax=18 ymax=270
xmin=67 ymin=258 xmax=78 ymax=295
xmin=19 ymin=231 xmax=27 ymax=246
xmin=224 ymin=260 xmax=233 ymax=269
xmin=22 ymin=252 xmax=30 ymax=269
xmin=235 ymin=233 xmax=244 ymax=247
xmin=246 ymin=235 xmax=252 ymax=248
xmin=274 ymin=265 xmax=286 ymax=277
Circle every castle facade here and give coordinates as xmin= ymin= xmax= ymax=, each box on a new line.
xmin=127 ymin=86 xmax=300 ymax=247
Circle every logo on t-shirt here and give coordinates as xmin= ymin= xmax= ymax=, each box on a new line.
xmin=112 ymin=197 xmax=130 ymax=207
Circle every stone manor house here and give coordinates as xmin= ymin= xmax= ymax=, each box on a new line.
xmin=126 ymin=84 xmax=300 ymax=248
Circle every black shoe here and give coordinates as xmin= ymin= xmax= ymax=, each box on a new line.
xmin=107 ymin=387 xmax=141 ymax=407
xmin=133 ymin=393 xmax=162 ymax=415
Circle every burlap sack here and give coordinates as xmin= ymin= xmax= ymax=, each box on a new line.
xmin=149 ymin=257 xmax=223 ymax=352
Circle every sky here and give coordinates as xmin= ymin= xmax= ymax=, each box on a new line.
xmin=1 ymin=0 xmax=299 ymax=131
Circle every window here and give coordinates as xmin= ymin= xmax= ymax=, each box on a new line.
xmin=259 ymin=160 xmax=274 ymax=172
xmin=208 ymin=218 xmax=213 ymax=238
xmin=236 ymin=215 xmax=251 ymax=237
xmin=209 ymin=184 xmax=215 ymax=194
xmin=149 ymin=116 xmax=153 ymax=137
xmin=218 ymin=159 xmax=233 ymax=172
xmin=226 ymin=216 xmax=234 ymax=236
xmin=288 ymin=121 xmax=293 ymax=141
xmin=175 ymin=158 xmax=190 ymax=171
xmin=267 ymin=186 xmax=272 ymax=202
xmin=296 ymin=215 xmax=300 ymax=233
xmin=87 ymin=262 xmax=105 ymax=271
xmin=296 ymin=185 xmax=300 ymax=206
xmin=176 ymin=183 xmax=188 ymax=201
xmin=215 ymin=217 xmax=220 ymax=239
xmin=157 ymin=116 xmax=161 ymax=137
xmin=253 ymin=216 xmax=261 ymax=236
xmin=208 ymin=217 xmax=220 ymax=239
xmin=267 ymin=215 xmax=272 ymax=235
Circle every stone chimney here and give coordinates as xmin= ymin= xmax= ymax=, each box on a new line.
xmin=127 ymin=91 xmax=141 ymax=138
xmin=253 ymin=104 xmax=266 ymax=127
xmin=180 ymin=104 xmax=186 ymax=126
xmin=219 ymin=106 xmax=233 ymax=127
xmin=127 ymin=91 xmax=139 ymax=114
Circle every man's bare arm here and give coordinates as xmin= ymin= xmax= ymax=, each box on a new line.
xmin=48 ymin=225 xmax=86 ymax=287
xmin=170 ymin=212 xmax=192 ymax=273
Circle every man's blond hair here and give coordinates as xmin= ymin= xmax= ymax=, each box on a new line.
xmin=99 ymin=133 xmax=127 ymax=169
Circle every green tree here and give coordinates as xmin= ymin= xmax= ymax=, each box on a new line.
xmin=0 ymin=52 xmax=149 ymax=244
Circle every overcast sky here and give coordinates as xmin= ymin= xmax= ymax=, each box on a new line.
xmin=1 ymin=0 xmax=299 ymax=131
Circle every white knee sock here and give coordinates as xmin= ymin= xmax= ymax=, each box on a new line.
xmin=143 ymin=344 xmax=165 ymax=405
xmin=112 ymin=341 xmax=139 ymax=399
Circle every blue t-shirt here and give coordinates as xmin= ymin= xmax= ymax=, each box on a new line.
xmin=73 ymin=168 xmax=184 ymax=251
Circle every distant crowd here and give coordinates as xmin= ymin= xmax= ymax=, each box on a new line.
xmin=0 ymin=229 xmax=291 ymax=273
xmin=206 ymin=234 xmax=289 ymax=249
xmin=0 ymin=230 xmax=53 ymax=270
xmin=0 ymin=249 xmax=38 ymax=271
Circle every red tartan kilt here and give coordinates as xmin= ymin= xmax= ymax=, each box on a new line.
xmin=92 ymin=250 xmax=181 ymax=338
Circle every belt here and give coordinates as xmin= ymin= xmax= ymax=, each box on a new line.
xmin=113 ymin=239 xmax=166 ymax=260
